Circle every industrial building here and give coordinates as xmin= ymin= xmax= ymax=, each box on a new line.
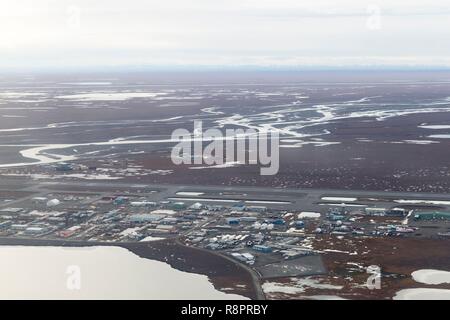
xmin=253 ymin=245 xmax=272 ymax=253
xmin=128 ymin=214 xmax=166 ymax=223
xmin=414 ymin=211 xmax=450 ymax=221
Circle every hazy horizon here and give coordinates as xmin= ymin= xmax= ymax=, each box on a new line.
xmin=1 ymin=1 xmax=450 ymax=71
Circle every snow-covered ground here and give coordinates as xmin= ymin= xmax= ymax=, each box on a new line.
xmin=394 ymin=199 xmax=450 ymax=205
xmin=394 ymin=288 xmax=450 ymax=300
xmin=298 ymin=212 xmax=321 ymax=219
xmin=411 ymin=269 xmax=450 ymax=285
xmin=140 ymin=236 xmax=165 ymax=242
xmin=176 ymin=192 xmax=205 ymax=196
xmin=321 ymin=197 xmax=357 ymax=202
xmin=56 ymin=92 xmax=167 ymax=101
xmin=262 ymin=277 xmax=343 ymax=296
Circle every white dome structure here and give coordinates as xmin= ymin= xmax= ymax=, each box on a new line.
xmin=46 ymin=199 xmax=60 ymax=207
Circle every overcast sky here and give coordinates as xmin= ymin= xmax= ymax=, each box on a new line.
xmin=1 ymin=0 xmax=450 ymax=70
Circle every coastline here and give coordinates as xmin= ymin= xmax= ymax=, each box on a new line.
xmin=0 ymin=237 xmax=260 ymax=300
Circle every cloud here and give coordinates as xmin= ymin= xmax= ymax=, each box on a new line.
xmin=0 ymin=0 xmax=449 ymax=70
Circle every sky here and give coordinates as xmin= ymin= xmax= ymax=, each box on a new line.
xmin=1 ymin=0 xmax=450 ymax=71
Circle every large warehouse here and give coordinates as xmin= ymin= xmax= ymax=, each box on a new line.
xmin=414 ymin=211 xmax=450 ymax=221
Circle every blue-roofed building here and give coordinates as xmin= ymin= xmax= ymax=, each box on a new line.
xmin=226 ymin=218 xmax=240 ymax=225
xmin=55 ymin=163 xmax=73 ymax=172
xmin=295 ymin=221 xmax=305 ymax=229
xmin=266 ymin=218 xmax=285 ymax=225
xmin=232 ymin=202 xmax=246 ymax=211
xmin=114 ymin=196 xmax=128 ymax=205
xmin=128 ymin=214 xmax=165 ymax=223
xmin=253 ymin=245 xmax=272 ymax=253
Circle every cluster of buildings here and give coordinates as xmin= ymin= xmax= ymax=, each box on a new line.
xmin=1 ymin=187 xmax=449 ymax=270
xmin=182 ymin=202 xmax=450 ymax=267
